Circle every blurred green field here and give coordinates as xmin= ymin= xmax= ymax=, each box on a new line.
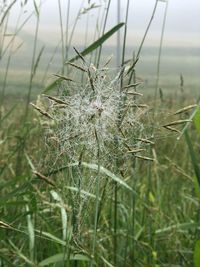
xmin=1 ymin=29 xmax=200 ymax=100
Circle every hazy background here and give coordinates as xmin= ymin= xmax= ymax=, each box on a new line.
xmin=2 ymin=0 xmax=200 ymax=97
xmin=8 ymin=0 xmax=200 ymax=46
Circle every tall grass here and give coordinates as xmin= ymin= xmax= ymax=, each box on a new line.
xmin=1 ymin=1 xmax=200 ymax=267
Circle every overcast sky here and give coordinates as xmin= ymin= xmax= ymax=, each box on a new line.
xmin=9 ymin=0 xmax=200 ymax=47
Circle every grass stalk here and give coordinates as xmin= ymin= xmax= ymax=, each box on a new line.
xmin=116 ymin=0 xmax=121 ymax=68
xmin=0 ymin=0 xmax=17 ymax=27
xmin=120 ymin=0 xmax=130 ymax=91
xmin=1 ymin=8 xmax=36 ymax=59
xmin=24 ymin=8 xmax=40 ymax=117
xmin=0 ymin=11 xmax=9 ymax=60
xmin=96 ymin=0 xmax=111 ymax=68
xmin=91 ymin=129 xmax=101 ymax=267
xmin=67 ymin=1 xmax=84 ymax=54
xmin=136 ymin=0 xmax=159 ymax=60
xmin=154 ymin=0 xmax=169 ymax=104
xmin=113 ymin=179 xmax=118 ymax=266
xmin=146 ymin=147 xmax=154 ymax=266
xmin=121 ymin=0 xmax=130 ymax=67
xmin=128 ymin=0 xmax=159 ymax=84
xmin=91 ymin=3 xmax=103 ymax=65
xmin=58 ymin=0 xmax=65 ymax=74
xmin=0 ymin=6 xmax=22 ymax=107
xmin=65 ymin=0 xmax=70 ymax=63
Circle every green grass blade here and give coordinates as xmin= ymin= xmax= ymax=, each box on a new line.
xmin=8 ymin=240 xmax=34 ymax=266
xmin=0 ymin=175 xmax=25 ymax=189
xmin=193 ymin=175 xmax=200 ymax=200
xmin=38 ymin=253 xmax=89 ymax=266
xmin=50 ymin=190 xmax=67 ymax=241
xmin=194 ymin=240 xmax=200 ymax=267
xmin=47 ymin=162 xmax=134 ymax=192
xmin=0 ymin=104 xmax=17 ymax=126
xmin=34 ymin=230 xmax=66 ymax=246
xmin=155 ymin=222 xmax=200 ymax=235
xmin=67 ymin=186 xmax=99 ymax=199
xmin=0 ymin=253 xmax=18 ymax=267
xmin=43 ymin=78 xmax=61 ymax=93
xmin=101 ymin=256 xmax=114 ymax=267
xmin=32 ymin=45 xmax=45 ymax=78
xmin=33 ymin=0 xmax=39 ymax=17
xmin=194 ymin=106 xmax=200 ymax=135
xmin=184 ymin=131 xmax=200 ymax=186
xmin=26 ymin=204 xmax=35 ymax=261
xmin=43 ymin=23 xmax=125 ymax=93
xmin=0 ymin=0 xmax=17 ymax=26
xmin=0 ymin=181 xmax=32 ymax=204
xmin=68 ymin=22 xmax=125 ymax=62
xmin=177 ymin=100 xmax=200 ymax=140
xmin=25 ymin=153 xmax=36 ymax=171
xmin=1 ymin=200 xmax=28 ymax=206
xmin=79 ymin=162 xmax=133 ymax=192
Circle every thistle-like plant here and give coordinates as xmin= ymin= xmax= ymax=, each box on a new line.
xmin=34 ymin=61 xmax=147 ymax=164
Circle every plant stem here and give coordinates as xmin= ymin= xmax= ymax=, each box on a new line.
xmin=121 ymin=0 xmax=130 ymax=67
xmin=91 ymin=128 xmax=101 ymax=267
xmin=128 ymin=0 xmax=159 ymax=84
xmin=65 ymin=0 xmax=70 ymax=63
xmin=96 ymin=0 xmax=111 ymax=68
xmin=58 ymin=0 xmax=65 ymax=74
xmin=0 ymin=6 xmax=22 ymax=107
xmin=154 ymin=0 xmax=169 ymax=103
xmin=116 ymin=0 xmax=121 ymax=68
xmin=25 ymin=10 xmax=40 ymax=117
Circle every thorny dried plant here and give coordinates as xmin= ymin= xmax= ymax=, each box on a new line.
xmin=32 ymin=61 xmax=149 ymax=163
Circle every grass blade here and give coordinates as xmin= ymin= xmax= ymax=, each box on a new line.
xmin=43 ymin=79 xmax=61 ymax=93
xmin=33 ymin=0 xmax=39 ymax=17
xmin=156 ymin=221 xmax=200 ymax=235
xmin=68 ymin=22 xmax=125 ymax=63
xmin=26 ymin=204 xmax=35 ymax=261
xmin=34 ymin=229 xmax=66 ymax=245
xmin=194 ymin=106 xmax=200 ymax=135
xmin=194 ymin=240 xmax=200 ymax=267
xmin=67 ymin=186 xmax=99 ymax=199
xmin=32 ymin=45 xmax=45 ymax=78
xmin=47 ymin=162 xmax=134 ymax=192
xmin=9 ymin=240 xmax=34 ymax=266
xmin=38 ymin=253 xmax=89 ymax=266
xmin=0 ymin=104 xmax=17 ymax=126
xmin=43 ymin=23 xmax=125 ymax=92
xmin=177 ymin=99 xmax=200 ymax=140
xmin=184 ymin=131 xmax=200 ymax=186
xmin=0 ymin=0 xmax=17 ymax=26
xmin=50 ymin=190 xmax=67 ymax=241
xmin=77 ymin=162 xmax=133 ymax=192
xmin=0 ymin=253 xmax=16 ymax=267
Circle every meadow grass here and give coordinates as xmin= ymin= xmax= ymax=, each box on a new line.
xmin=1 ymin=1 xmax=200 ymax=267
